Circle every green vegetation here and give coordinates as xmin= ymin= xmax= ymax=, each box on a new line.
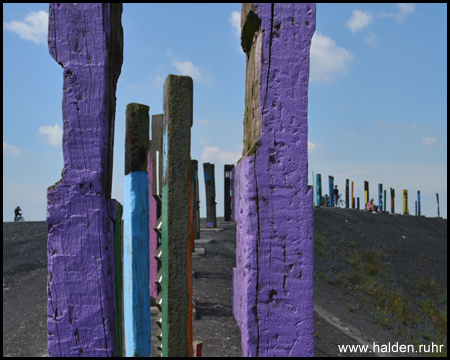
xmin=314 ymin=229 xmax=447 ymax=357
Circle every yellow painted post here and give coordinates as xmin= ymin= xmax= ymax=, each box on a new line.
xmin=403 ymin=189 xmax=408 ymax=215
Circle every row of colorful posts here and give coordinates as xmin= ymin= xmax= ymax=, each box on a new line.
xmin=314 ymin=174 xmax=441 ymax=216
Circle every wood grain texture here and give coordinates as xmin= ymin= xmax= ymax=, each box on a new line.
xmin=46 ymin=4 xmax=123 ymax=356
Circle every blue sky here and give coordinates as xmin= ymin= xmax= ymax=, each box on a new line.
xmin=3 ymin=3 xmax=447 ymax=221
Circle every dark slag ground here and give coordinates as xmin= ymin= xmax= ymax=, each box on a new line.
xmin=3 ymin=209 xmax=447 ymax=357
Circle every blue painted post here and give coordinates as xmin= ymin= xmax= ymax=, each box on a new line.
xmin=124 ymin=103 xmax=151 ymax=357
xmin=378 ymin=184 xmax=383 ymax=212
xmin=417 ymin=191 xmax=421 ymax=216
xmin=316 ymin=174 xmax=322 ymax=206
xmin=328 ymin=176 xmax=334 ymax=207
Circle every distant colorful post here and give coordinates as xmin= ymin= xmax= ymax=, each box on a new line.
xmin=329 ymin=175 xmax=334 ymax=207
xmin=403 ymin=189 xmax=409 ymax=215
xmin=316 ymin=173 xmax=322 ymax=206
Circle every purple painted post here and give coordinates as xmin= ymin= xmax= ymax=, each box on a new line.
xmin=46 ymin=3 xmax=123 ymax=356
xmin=148 ymin=140 xmax=158 ymax=301
xmin=232 ymin=3 xmax=315 ymax=357
xmin=231 ymin=166 xmax=236 ymax=221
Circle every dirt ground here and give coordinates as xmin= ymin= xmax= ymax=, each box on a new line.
xmin=3 ymin=209 xmax=447 ymax=357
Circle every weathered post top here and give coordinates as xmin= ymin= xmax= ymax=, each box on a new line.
xmin=48 ymin=3 xmax=123 ymax=199
xmin=125 ymin=103 xmax=150 ymax=175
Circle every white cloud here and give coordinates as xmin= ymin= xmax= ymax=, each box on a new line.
xmin=3 ymin=10 xmax=48 ymax=45
xmin=346 ymin=10 xmax=373 ymax=33
xmin=198 ymin=119 xmax=210 ymax=125
xmin=310 ymin=32 xmax=354 ymax=83
xmin=38 ymin=123 xmax=63 ymax=147
xmin=376 ymin=4 xmax=415 ymax=22
xmin=421 ymin=137 xmax=442 ymax=149
xmin=201 ymin=146 xmax=241 ymax=164
xmin=364 ymin=33 xmax=377 ymax=45
xmin=308 ymin=140 xmax=316 ymax=153
xmin=172 ymin=60 xmax=209 ymax=83
xmin=348 ymin=131 xmax=356 ymax=138
xmin=396 ymin=3 xmax=414 ymax=22
xmin=3 ymin=142 xmax=25 ymax=156
xmin=229 ymin=11 xmax=241 ymax=37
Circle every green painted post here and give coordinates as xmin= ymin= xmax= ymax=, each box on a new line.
xmin=161 ymin=75 xmax=193 ymax=357
xmin=114 ymin=201 xmax=124 ymax=357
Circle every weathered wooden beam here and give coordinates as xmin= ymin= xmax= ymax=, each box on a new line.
xmin=346 ymin=179 xmax=350 ymax=208
xmin=191 ymin=160 xmax=200 ymax=239
xmin=233 ymin=3 xmax=315 ymax=357
xmin=203 ymin=162 xmax=217 ymax=228
xmin=316 ymin=173 xmax=322 ymax=206
xmin=224 ymin=165 xmax=233 ymax=221
xmin=151 ymin=113 xmax=164 ymax=355
xmin=114 ymin=201 xmax=124 ymax=357
xmin=46 ymin=3 xmax=123 ymax=356
xmin=124 ymin=103 xmax=151 ymax=357
xmin=231 ymin=166 xmax=236 ymax=221
xmin=161 ymin=75 xmax=193 ymax=357
xmin=148 ymin=140 xmax=158 ymax=301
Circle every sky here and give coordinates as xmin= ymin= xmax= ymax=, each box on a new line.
xmin=3 ymin=3 xmax=447 ymax=222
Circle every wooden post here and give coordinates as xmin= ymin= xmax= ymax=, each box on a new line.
xmin=417 ymin=191 xmax=421 ymax=216
xmin=364 ymin=181 xmax=369 ymax=207
xmin=124 ymin=103 xmax=151 ymax=357
xmin=148 ymin=140 xmax=158 ymax=302
xmin=351 ymin=181 xmax=355 ymax=208
xmin=391 ymin=188 xmax=395 ymax=214
xmin=357 ymin=197 xmax=360 ymax=210
xmin=384 ymin=189 xmax=387 ymax=212
xmin=378 ymin=184 xmax=383 ymax=212
xmin=203 ymin=162 xmax=217 ymax=228
xmin=46 ymin=4 xmax=123 ymax=356
xmin=161 ymin=75 xmax=193 ymax=357
xmin=233 ymin=4 xmax=315 ymax=356
xmin=151 ymin=114 xmax=164 ymax=355
xmin=114 ymin=201 xmax=124 ymax=357
xmin=329 ymin=176 xmax=334 ymax=207
xmin=231 ymin=166 xmax=236 ymax=221
xmin=224 ymin=165 xmax=233 ymax=221
xmin=192 ymin=160 xmax=200 ymax=239
xmin=316 ymin=174 xmax=322 ymax=206
xmin=436 ymin=193 xmax=440 ymax=217
xmin=403 ymin=189 xmax=408 ymax=215
xmin=345 ymin=179 xmax=349 ymax=208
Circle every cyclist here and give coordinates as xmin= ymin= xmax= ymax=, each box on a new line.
xmin=332 ymin=185 xmax=339 ymax=207
xmin=14 ymin=206 xmax=22 ymax=221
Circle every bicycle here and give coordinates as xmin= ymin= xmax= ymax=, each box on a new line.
xmin=334 ymin=195 xmax=345 ymax=208
xmin=14 ymin=214 xmax=25 ymax=222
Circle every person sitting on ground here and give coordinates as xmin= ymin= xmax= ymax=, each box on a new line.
xmin=332 ymin=185 xmax=339 ymax=207
xmin=14 ymin=206 xmax=22 ymax=221
xmin=366 ymin=199 xmax=378 ymax=213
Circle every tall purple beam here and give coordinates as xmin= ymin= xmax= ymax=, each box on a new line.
xmin=233 ymin=3 xmax=315 ymax=357
xmin=46 ymin=3 xmax=123 ymax=356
